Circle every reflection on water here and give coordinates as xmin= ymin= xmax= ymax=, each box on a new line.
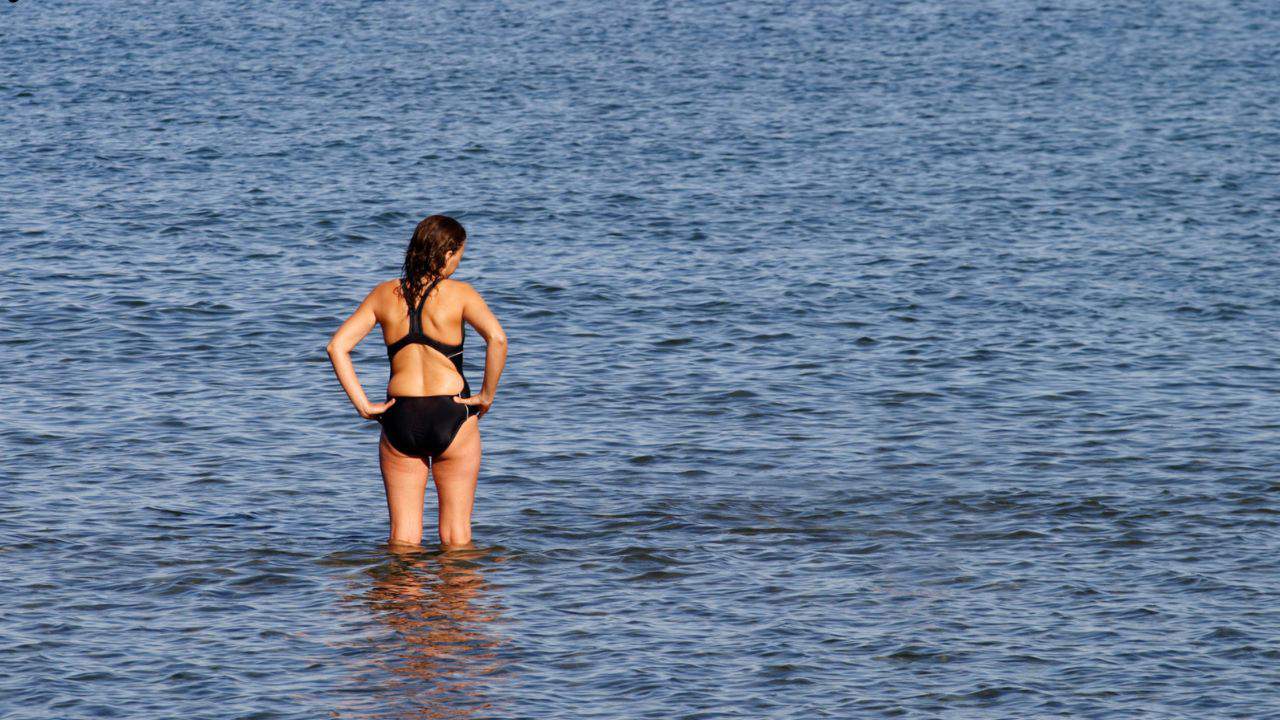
xmin=337 ymin=544 xmax=512 ymax=720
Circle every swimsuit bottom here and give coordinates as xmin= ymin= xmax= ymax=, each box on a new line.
xmin=378 ymin=395 xmax=473 ymax=458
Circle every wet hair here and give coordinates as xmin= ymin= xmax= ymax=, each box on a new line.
xmin=400 ymin=214 xmax=466 ymax=309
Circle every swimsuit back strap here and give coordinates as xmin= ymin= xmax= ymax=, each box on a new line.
xmin=407 ymin=276 xmax=443 ymax=334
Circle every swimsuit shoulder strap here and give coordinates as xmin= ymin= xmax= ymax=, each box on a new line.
xmin=406 ymin=276 xmax=444 ymax=335
xmin=387 ymin=276 xmax=461 ymax=363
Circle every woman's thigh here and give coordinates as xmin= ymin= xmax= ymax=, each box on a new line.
xmin=379 ymin=430 xmax=430 ymax=544
xmin=431 ymin=416 xmax=481 ymax=533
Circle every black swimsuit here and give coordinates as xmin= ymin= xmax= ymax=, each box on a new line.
xmin=378 ymin=276 xmax=474 ymax=458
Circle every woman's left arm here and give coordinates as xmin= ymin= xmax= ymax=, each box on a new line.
xmin=326 ymin=283 xmax=396 ymax=420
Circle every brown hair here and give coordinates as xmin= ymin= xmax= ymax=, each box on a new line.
xmin=400 ymin=214 xmax=466 ymax=309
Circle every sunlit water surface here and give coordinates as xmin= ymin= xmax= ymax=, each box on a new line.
xmin=3 ymin=1 xmax=1280 ymax=717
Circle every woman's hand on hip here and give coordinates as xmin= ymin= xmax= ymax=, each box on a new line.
xmin=453 ymin=393 xmax=492 ymax=419
xmin=359 ymin=398 xmax=396 ymax=420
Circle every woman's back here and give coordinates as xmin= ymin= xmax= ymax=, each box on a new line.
xmin=379 ymin=276 xmax=470 ymax=398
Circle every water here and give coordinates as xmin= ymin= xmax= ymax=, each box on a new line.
xmin=3 ymin=0 xmax=1280 ymax=717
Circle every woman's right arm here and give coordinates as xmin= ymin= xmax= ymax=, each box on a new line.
xmin=327 ymin=282 xmax=397 ymax=420
xmin=454 ymin=282 xmax=507 ymax=418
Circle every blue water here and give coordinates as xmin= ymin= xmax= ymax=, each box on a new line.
xmin=4 ymin=1 xmax=1280 ymax=717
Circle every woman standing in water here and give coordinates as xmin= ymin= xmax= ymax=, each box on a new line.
xmin=327 ymin=215 xmax=508 ymax=548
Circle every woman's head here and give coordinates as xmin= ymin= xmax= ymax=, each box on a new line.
xmin=401 ymin=214 xmax=466 ymax=305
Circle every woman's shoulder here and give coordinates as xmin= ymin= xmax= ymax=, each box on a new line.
xmin=372 ymin=278 xmax=403 ymax=300
xmin=442 ymin=277 xmax=475 ymax=293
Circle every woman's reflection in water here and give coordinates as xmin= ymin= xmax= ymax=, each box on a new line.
xmin=360 ymin=542 xmax=510 ymax=719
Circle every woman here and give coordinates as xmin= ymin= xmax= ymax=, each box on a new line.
xmin=327 ymin=215 xmax=507 ymax=549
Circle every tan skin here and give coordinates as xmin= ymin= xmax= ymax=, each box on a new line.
xmin=326 ymin=242 xmax=508 ymax=549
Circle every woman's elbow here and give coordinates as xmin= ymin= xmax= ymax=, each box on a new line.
xmin=488 ymin=332 xmax=508 ymax=347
